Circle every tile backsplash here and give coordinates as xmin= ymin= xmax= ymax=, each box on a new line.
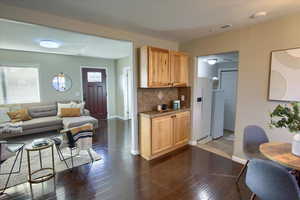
xmin=137 ymin=88 xmax=179 ymax=112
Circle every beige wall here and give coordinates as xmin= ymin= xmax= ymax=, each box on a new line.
xmin=180 ymin=13 xmax=300 ymax=159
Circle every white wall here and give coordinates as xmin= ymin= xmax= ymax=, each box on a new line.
xmin=198 ymin=59 xmax=213 ymax=78
xmin=115 ymin=56 xmax=131 ymax=119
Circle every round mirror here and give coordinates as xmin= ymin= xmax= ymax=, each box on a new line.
xmin=52 ymin=73 xmax=72 ymax=92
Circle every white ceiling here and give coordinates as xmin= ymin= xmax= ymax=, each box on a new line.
xmin=0 ymin=19 xmax=132 ymax=59
xmin=199 ymin=52 xmax=239 ymax=64
xmin=1 ymin=0 xmax=300 ymax=41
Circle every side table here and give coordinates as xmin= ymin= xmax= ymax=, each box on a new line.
xmin=25 ymin=139 xmax=55 ymax=183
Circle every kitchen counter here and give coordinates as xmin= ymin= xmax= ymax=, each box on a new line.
xmin=139 ymin=108 xmax=191 ymax=118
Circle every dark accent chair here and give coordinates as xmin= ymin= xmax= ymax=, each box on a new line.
xmin=236 ymin=125 xmax=269 ymax=183
xmin=246 ymin=159 xmax=300 ymax=200
xmin=0 ymin=141 xmax=24 ymax=195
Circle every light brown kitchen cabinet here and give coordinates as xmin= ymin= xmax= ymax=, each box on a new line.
xmin=139 ymin=110 xmax=190 ymax=160
xmin=173 ymin=111 xmax=190 ymax=146
xmin=140 ymin=46 xmax=170 ymax=88
xmin=170 ymin=51 xmax=189 ymax=87
xmin=139 ymin=46 xmax=188 ymax=88
xmin=151 ymin=115 xmax=173 ymax=155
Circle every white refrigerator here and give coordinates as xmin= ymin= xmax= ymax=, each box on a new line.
xmin=191 ymin=77 xmax=213 ymax=142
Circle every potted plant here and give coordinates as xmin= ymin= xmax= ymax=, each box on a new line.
xmin=270 ymin=102 xmax=300 ymax=156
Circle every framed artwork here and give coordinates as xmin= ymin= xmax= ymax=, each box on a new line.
xmin=269 ymin=47 xmax=300 ymax=101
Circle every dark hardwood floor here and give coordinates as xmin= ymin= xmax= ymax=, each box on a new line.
xmin=1 ymin=119 xmax=252 ymax=200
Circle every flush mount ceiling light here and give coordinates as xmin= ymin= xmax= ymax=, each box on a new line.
xmin=39 ymin=40 xmax=61 ymax=48
xmin=250 ymin=11 xmax=267 ymax=19
xmin=207 ymin=59 xmax=218 ymax=65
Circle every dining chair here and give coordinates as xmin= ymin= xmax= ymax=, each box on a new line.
xmin=245 ymin=159 xmax=300 ymax=200
xmin=236 ymin=125 xmax=269 ymax=183
xmin=55 ymin=123 xmax=94 ymax=170
xmin=0 ymin=141 xmax=24 ymax=195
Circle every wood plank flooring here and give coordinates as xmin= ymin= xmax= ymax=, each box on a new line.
xmin=1 ymin=119 xmax=252 ymax=200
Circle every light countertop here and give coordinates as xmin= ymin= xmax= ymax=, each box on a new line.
xmin=139 ymin=108 xmax=191 ymax=118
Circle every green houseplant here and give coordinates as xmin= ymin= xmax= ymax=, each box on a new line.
xmin=270 ymin=102 xmax=300 ymax=156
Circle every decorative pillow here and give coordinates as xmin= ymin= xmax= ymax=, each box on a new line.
xmin=57 ymin=102 xmax=73 ymax=116
xmin=0 ymin=107 xmax=10 ymax=123
xmin=71 ymin=101 xmax=85 ymax=115
xmin=7 ymin=109 xmax=32 ymax=122
xmin=60 ymin=108 xmax=81 ymax=117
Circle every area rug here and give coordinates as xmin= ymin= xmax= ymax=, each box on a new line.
xmin=0 ymin=135 xmax=101 ymax=189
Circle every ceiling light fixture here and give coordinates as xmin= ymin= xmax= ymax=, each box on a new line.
xmin=39 ymin=40 xmax=61 ymax=48
xmin=207 ymin=59 xmax=218 ymax=65
xmin=250 ymin=11 xmax=267 ymax=19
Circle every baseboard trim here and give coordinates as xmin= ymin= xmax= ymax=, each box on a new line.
xmin=131 ymin=149 xmax=139 ymax=155
xmin=189 ymin=140 xmax=198 ymax=146
xmin=197 ymin=136 xmax=212 ymax=144
xmin=232 ymin=155 xmax=247 ymax=164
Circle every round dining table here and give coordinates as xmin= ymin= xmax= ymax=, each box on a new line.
xmin=260 ymin=142 xmax=300 ymax=185
xmin=260 ymin=142 xmax=300 ymax=170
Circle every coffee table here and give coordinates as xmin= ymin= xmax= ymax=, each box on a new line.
xmin=25 ymin=139 xmax=55 ymax=183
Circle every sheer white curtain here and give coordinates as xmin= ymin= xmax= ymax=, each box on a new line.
xmin=0 ymin=66 xmax=40 ymax=104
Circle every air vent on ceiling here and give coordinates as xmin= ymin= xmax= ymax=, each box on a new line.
xmin=220 ymin=24 xmax=232 ymax=29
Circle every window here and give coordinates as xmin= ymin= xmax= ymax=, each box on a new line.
xmin=87 ymin=72 xmax=102 ymax=82
xmin=0 ymin=67 xmax=40 ymax=104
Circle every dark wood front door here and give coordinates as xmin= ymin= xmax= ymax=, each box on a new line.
xmin=82 ymin=68 xmax=107 ymax=119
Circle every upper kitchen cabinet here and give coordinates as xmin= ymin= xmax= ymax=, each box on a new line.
xmin=139 ymin=46 xmax=189 ymax=88
xmin=170 ymin=51 xmax=189 ymax=87
xmin=140 ymin=46 xmax=171 ymax=88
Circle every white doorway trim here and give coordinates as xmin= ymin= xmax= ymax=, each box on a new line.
xmin=217 ymin=68 xmax=238 ymax=89
xmin=122 ymin=66 xmax=132 ymax=120
xmin=80 ymin=66 xmax=110 ymax=117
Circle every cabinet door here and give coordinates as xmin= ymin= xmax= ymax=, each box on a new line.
xmin=148 ymin=47 xmax=170 ymax=87
xmin=170 ymin=51 xmax=189 ymax=87
xmin=151 ymin=115 xmax=173 ymax=155
xmin=173 ymin=111 xmax=190 ymax=146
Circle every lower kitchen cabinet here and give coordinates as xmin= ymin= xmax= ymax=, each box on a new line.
xmin=139 ymin=110 xmax=190 ymax=160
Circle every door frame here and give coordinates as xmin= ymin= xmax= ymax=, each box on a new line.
xmin=218 ymin=68 xmax=238 ymax=89
xmin=191 ymin=51 xmax=239 ymax=146
xmin=218 ymin=68 xmax=238 ymax=132
xmin=123 ymin=66 xmax=132 ymax=120
xmin=80 ymin=66 xmax=109 ymax=118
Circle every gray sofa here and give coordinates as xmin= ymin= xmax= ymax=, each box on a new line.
xmin=0 ymin=102 xmax=98 ymax=139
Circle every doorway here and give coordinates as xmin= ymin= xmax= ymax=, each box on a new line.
xmin=82 ymin=68 xmax=108 ymax=119
xmin=123 ymin=67 xmax=132 ymax=120
xmin=194 ymin=51 xmax=239 ymax=159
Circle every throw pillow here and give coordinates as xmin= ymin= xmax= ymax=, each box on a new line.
xmin=71 ymin=101 xmax=85 ymax=115
xmin=0 ymin=107 xmax=10 ymax=123
xmin=7 ymin=109 xmax=32 ymax=122
xmin=57 ymin=102 xmax=73 ymax=116
xmin=60 ymin=108 xmax=81 ymax=117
